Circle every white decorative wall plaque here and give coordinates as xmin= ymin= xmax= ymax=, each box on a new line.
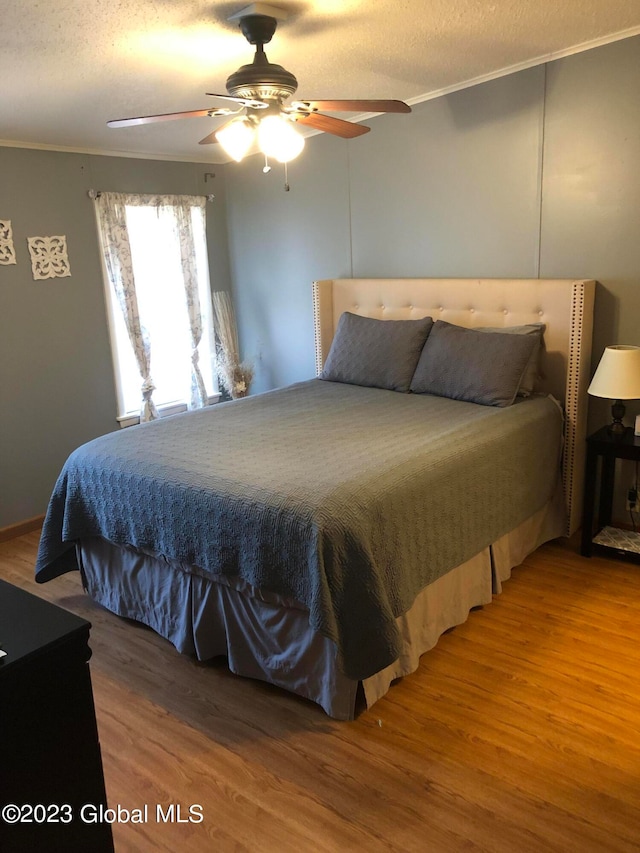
xmin=0 ymin=220 xmax=17 ymax=265
xmin=27 ymin=235 xmax=71 ymax=280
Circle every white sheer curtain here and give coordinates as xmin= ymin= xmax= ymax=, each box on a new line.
xmin=96 ymin=192 xmax=159 ymax=422
xmin=96 ymin=192 xmax=210 ymax=420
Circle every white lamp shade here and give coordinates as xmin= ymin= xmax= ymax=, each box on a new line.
xmin=257 ymin=115 xmax=305 ymax=163
xmin=587 ymin=345 xmax=640 ymax=400
xmin=216 ymin=118 xmax=256 ymax=162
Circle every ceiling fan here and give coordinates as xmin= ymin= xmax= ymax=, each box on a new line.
xmin=107 ymin=6 xmax=411 ymax=165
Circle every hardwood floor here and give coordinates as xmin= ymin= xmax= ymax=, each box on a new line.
xmin=2 ymin=531 xmax=640 ymax=852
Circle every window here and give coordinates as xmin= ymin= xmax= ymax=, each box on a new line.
xmin=95 ymin=193 xmax=217 ymax=425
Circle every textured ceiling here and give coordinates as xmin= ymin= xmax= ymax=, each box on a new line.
xmin=2 ymin=0 xmax=640 ymax=163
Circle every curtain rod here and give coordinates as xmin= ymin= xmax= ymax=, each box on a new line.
xmin=87 ymin=190 xmax=215 ymax=202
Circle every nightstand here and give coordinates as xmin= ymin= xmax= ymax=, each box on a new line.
xmin=0 ymin=580 xmax=114 ymax=852
xmin=581 ymin=425 xmax=640 ymax=562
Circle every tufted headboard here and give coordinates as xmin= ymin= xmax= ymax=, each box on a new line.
xmin=312 ymin=277 xmax=595 ymax=537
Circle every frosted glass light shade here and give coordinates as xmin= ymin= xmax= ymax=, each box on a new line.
xmin=216 ymin=118 xmax=255 ymax=162
xmin=257 ymin=115 xmax=305 ymax=163
xmin=588 ymin=346 xmax=640 ymax=400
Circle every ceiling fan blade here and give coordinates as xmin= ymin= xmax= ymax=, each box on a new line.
xmin=198 ymin=129 xmax=221 ymax=145
xmin=294 ymin=113 xmax=370 ymax=139
xmin=107 ymin=108 xmax=235 ymax=128
xmin=292 ymin=99 xmax=411 ymax=114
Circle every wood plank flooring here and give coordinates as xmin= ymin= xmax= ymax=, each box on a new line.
xmin=2 ymin=531 xmax=640 ymax=852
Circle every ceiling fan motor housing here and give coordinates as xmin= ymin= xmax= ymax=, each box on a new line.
xmin=226 ymin=14 xmax=298 ymax=102
xmin=238 ymin=13 xmax=278 ymax=45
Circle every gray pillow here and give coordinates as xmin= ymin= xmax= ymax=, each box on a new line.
xmin=321 ymin=312 xmax=434 ymax=392
xmin=478 ymin=323 xmax=545 ymax=396
xmin=410 ymin=320 xmax=538 ymax=407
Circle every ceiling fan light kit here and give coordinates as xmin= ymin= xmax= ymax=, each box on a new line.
xmin=257 ymin=114 xmax=305 ymax=162
xmin=215 ymin=117 xmax=257 ymax=162
xmin=216 ymin=112 xmax=305 ymax=164
xmin=107 ymin=6 xmax=411 ymax=178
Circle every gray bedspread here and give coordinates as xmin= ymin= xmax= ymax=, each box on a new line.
xmin=35 ymin=379 xmax=563 ymax=680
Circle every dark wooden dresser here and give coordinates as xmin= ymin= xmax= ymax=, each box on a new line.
xmin=0 ymin=579 xmax=114 ymax=852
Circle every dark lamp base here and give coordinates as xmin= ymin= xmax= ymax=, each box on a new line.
xmin=608 ymin=399 xmax=626 ymax=435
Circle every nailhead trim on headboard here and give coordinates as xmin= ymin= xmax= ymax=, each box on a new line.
xmin=563 ymin=280 xmax=594 ymax=537
xmin=312 ymin=280 xmax=323 ymax=376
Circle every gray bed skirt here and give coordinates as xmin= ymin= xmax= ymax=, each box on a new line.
xmin=78 ymin=488 xmax=565 ymax=720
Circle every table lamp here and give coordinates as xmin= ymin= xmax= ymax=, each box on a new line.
xmin=587 ymin=345 xmax=640 ymax=435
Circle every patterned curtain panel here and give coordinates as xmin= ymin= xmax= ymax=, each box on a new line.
xmin=96 ymin=192 xmax=159 ymax=422
xmin=173 ymin=197 xmax=208 ymax=410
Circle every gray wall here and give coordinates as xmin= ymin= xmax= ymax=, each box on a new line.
xmin=349 ymin=67 xmax=545 ymax=280
xmin=226 ymin=36 xmax=640 ymax=419
xmin=225 ymin=134 xmax=353 ymax=390
xmin=0 ymin=149 xmax=232 ymax=528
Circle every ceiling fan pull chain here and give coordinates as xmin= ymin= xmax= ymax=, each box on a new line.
xmin=284 ymin=161 xmax=290 ymax=192
xmin=263 ymin=155 xmax=271 ymax=174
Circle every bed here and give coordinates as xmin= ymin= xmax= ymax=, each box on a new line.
xmin=35 ymin=277 xmax=595 ymax=719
